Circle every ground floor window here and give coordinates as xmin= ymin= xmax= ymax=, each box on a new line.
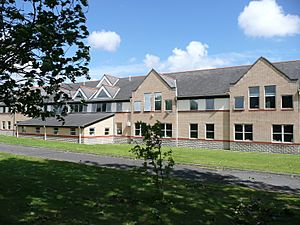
xmin=272 ymin=125 xmax=293 ymax=143
xmin=104 ymin=128 xmax=110 ymax=135
xmin=2 ymin=121 xmax=5 ymax=129
xmin=21 ymin=126 xmax=26 ymax=133
xmin=234 ymin=124 xmax=253 ymax=141
xmin=89 ymin=127 xmax=95 ymax=135
xmin=189 ymin=124 xmax=198 ymax=139
xmin=70 ymin=128 xmax=76 ymax=136
xmin=161 ymin=123 xmax=172 ymax=138
xmin=135 ymin=123 xmax=142 ymax=136
xmin=53 ymin=127 xmax=59 ymax=135
xmin=206 ymin=124 xmax=215 ymax=139
xmin=36 ymin=127 xmax=40 ymax=134
xmin=116 ymin=123 xmax=122 ymax=135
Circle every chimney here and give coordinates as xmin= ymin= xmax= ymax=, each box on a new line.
xmin=82 ymin=81 xmax=86 ymax=86
xmin=129 ymin=76 xmax=131 ymax=82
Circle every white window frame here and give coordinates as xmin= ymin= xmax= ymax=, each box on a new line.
xmin=281 ymin=95 xmax=293 ymax=109
xmin=134 ymin=123 xmax=142 ymax=136
xmin=234 ymin=124 xmax=253 ymax=141
xmin=189 ymin=123 xmax=198 ymax=139
xmin=249 ymin=86 xmax=260 ymax=109
xmin=264 ymin=85 xmax=276 ymax=109
xmin=161 ymin=123 xmax=172 ymax=138
xmin=272 ymin=124 xmax=293 ymax=143
xmin=154 ymin=92 xmax=162 ymax=111
xmin=144 ymin=93 xmax=151 ymax=112
xmin=205 ymin=124 xmax=215 ymax=140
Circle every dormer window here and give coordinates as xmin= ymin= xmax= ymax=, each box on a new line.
xmin=97 ymin=90 xmax=109 ymax=98
xmin=75 ymin=91 xmax=83 ymax=99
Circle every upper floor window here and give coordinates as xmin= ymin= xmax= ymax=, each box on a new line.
xmin=71 ymin=104 xmax=87 ymax=113
xmin=190 ymin=100 xmax=198 ymax=110
xmin=235 ymin=124 xmax=253 ymax=141
xmin=160 ymin=123 xmax=172 ymax=138
xmin=282 ymin=95 xmax=293 ymax=109
xmin=116 ymin=102 xmax=123 ymax=112
xmin=234 ymin=96 xmax=244 ymax=109
xmin=265 ymin=85 xmax=276 ymax=109
xmin=206 ymin=99 xmax=214 ymax=110
xmin=96 ymin=89 xmax=109 ymax=98
xmin=92 ymin=103 xmax=111 ymax=112
xmin=144 ymin=93 xmax=151 ymax=111
xmin=154 ymin=92 xmax=162 ymax=111
xmin=249 ymin=86 xmax=259 ymax=109
xmin=74 ymin=91 xmax=84 ymax=99
xmin=272 ymin=125 xmax=293 ymax=143
xmin=190 ymin=124 xmax=198 ymax=139
xmin=165 ymin=99 xmax=172 ymax=111
xmin=134 ymin=101 xmax=141 ymax=112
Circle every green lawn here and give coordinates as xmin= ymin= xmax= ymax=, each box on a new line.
xmin=0 ymin=152 xmax=299 ymax=225
xmin=1 ymin=135 xmax=300 ymax=174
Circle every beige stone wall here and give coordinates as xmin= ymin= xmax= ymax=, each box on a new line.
xmin=229 ymin=59 xmax=299 ymax=143
xmin=131 ymin=70 xmax=177 ymax=137
xmin=18 ymin=126 xmax=79 ymax=137
xmin=114 ymin=113 xmax=131 ymax=136
xmin=0 ymin=113 xmax=29 ymax=130
xmin=83 ymin=116 xmax=114 ymax=136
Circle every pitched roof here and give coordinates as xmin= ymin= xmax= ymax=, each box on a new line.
xmin=17 ymin=113 xmax=114 ymax=127
xmin=113 ymin=76 xmax=146 ymax=100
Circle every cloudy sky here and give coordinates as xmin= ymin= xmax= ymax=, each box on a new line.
xmin=85 ymin=0 xmax=300 ymax=80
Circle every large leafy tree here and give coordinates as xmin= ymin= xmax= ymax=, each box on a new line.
xmin=0 ymin=0 xmax=90 ymax=119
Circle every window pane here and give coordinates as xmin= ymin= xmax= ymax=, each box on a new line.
xmin=244 ymin=125 xmax=252 ymax=132
xmin=244 ymin=133 xmax=253 ymax=141
xmin=265 ymin=85 xmax=276 ymax=95
xmin=282 ymin=95 xmax=293 ymax=108
xmin=190 ymin=131 xmax=198 ymax=138
xmin=235 ymin=96 xmax=244 ymax=109
xmin=273 ymin=134 xmax=282 ymax=142
xmin=284 ymin=125 xmax=293 ymax=133
xmin=235 ymin=133 xmax=243 ymax=140
xmin=190 ymin=124 xmax=198 ymax=130
xmin=273 ymin=125 xmax=282 ymax=133
xmin=284 ymin=134 xmax=293 ymax=142
xmin=116 ymin=102 xmax=123 ymax=112
xmin=166 ymin=130 xmax=172 ymax=138
xmin=134 ymin=101 xmax=141 ymax=112
xmin=206 ymin=99 xmax=214 ymax=110
xmin=265 ymin=96 xmax=275 ymax=108
xmin=155 ymin=93 xmax=162 ymax=110
xmin=190 ymin=100 xmax=198 ymax=110
xmin=165 ymin=99 xmax=172 ymax=111
xmin=250 ymin=97 xmax=259 ymax=109
xmin=206 ymin=132 xmax=214 ymax=139
xmin=249 ymin=86 xmax=259 ymax=96
xmin=206 ymin=124 xmax=214 ymax=132
xmin=166 ymin=123 xmax=172 ymax=130
xmin=144 ymin=93 xmax=151 ymax=111
xmin=235 ymin=124 xmax=243 ymax=132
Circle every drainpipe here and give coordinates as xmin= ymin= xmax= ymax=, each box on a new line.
xmin=13 ymin=112 xmax=16 ymax=137
xmin=43 ymin=126 xmax=47 ymax=140
xmin=78 ymin=126 xmax=82 ymax=144
xmin=16 ymin=124 xmax=19 ymax=138
xmin=175 ymin=80 xmax=179 ymax=147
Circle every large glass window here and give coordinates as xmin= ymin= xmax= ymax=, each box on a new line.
xmin=92 ymin=103 xmax=111 ymax=112
xmin=206 ymin=99 xmax=214 ymax=110
xmin=190 ymin=100 xmax=198 ymax=110
xmin=235 ymin=124 xmax=253 ymax=141
xmin=190 ymin=124 xmax=198 ymax=139
xmin=144 ymin=93 xmax=151 ymax=111
xmin=116 ymin=102 xmax=123 ymax=112
xmin=272 ymin=125 xmax=293 ymax=143
xmin=134 ymin=101 xmax=141 ymax=112
xmin=71 ymin=104 xmax=87 ymax=113
xmin=234 ymin=96 xmax=244 ymax=109
xmin=249 ymin=86 xmax=259 ymax=109
xmin=161 ymin=123 xmax=172 ymax=138
xmin=165 ymin=99 xmax=172 ymax=111
xmin=154 ymin=93 xmax=162 ymax=110
xmin=206 ymin=124 xmax=215 ymax=139
xmin=282 ymin=95 xmax=293 ymax=109
xmin=265 ymin=85 xmax=276 ymax=109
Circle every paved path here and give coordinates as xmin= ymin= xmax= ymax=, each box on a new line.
xmin=0 ymin=142 xmax=299 ymax=194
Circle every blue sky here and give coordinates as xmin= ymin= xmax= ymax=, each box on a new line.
xmin=85 ymin=0 xmax=300 ymax=80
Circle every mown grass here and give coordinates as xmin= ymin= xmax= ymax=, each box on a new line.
xmin=0 ymin=152 xmax=299 ymax=225
xmin=1 ymin=135 xmax=300 ymax=174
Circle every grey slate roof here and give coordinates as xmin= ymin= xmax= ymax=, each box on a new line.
xmin=17 ymin=113 xmax=114 ymax=127
xmin=104 ymin=74 xmax=119 ymax=85
xmin=114 ymin=76 xmax=146 ymax=100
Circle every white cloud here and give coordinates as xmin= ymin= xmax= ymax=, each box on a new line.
xmin=238 ymin=0 xmax=300 ymax=38
xmin=144 ymin=41 xmax=229 ymax=72
xmin=88 ymin=30 xmax=121 ymax=52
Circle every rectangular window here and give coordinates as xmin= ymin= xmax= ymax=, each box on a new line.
xmin=265 ymin=85 xmax=276 ymax=109
xmin=249 ymin=86 xmax=259 ymax=109
xmin=92 ymin=103 xmax=111 ymax=112
xmin=135 ymin=123 xmax=142 ymax=136
xmin=21 ymin=126 xmax=26 ymax=133
xmin=104 ymin=128 xmax=110 ymax=135
xmin=165 ymin=99 xmax=172 ymax=111
xmin=234 ymin=124 xmax=253 ymax=141
xmin=116 ymin=102 xmax=123 ymax=112
xmin=53 ymin=127 xmax=59 ymax=135
xmin=134 ymin=101 xmax=141 ymax=112
xmin=71 ymin=104 xmax=87 ymax=113
xmin=116 ymin=123 xmax=122 ymax=135
xmin=234 ymin=96 xmax=244 ymax=109
xmin=36 ymin=127 xmax=40 ymax=134
xmin=282 ymin=95 xmax=293 ymax=109
xmin=190 ymin=99 xmax=198 ymax=110
xmin=272 ymin=125 xmax=293 ymax=143
xmin=161 ymin=123 xmax=172 ymax=138
xmin=144 ymin=93 xmax=151 ymax=111
xmin=70 ymin=128 xmax=76 ymax=136
xmin=7 ymin=121 xmax=11 ymax=130
xmin=190 ymin=124 xmax=198 ymax=139
xmin=154 ymin=92 xmax=162 ymax=110
xmin=2 ymin=121 xmax=5 ymax=129
xmin=89 ymin=127 xmax=95 ymax=135
xmin=206 ymin=124 xmax=215 ymax=139
xmin=206 ymin=99 xmax=214 ymax=110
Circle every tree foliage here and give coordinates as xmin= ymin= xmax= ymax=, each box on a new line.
xmin=0 ymin=0 xmax=90 ymax=119
xmin=130 ymin=121 xmax=175 ymax=197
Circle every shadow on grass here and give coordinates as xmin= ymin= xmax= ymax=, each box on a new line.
xmin=0 ymin=156 xmax=299 ymax=225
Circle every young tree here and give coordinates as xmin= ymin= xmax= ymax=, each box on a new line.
xmin=130 ymin=121 xmax=175 ymax=198
xmin=0 ymin=0 xmax=90 ymax=119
